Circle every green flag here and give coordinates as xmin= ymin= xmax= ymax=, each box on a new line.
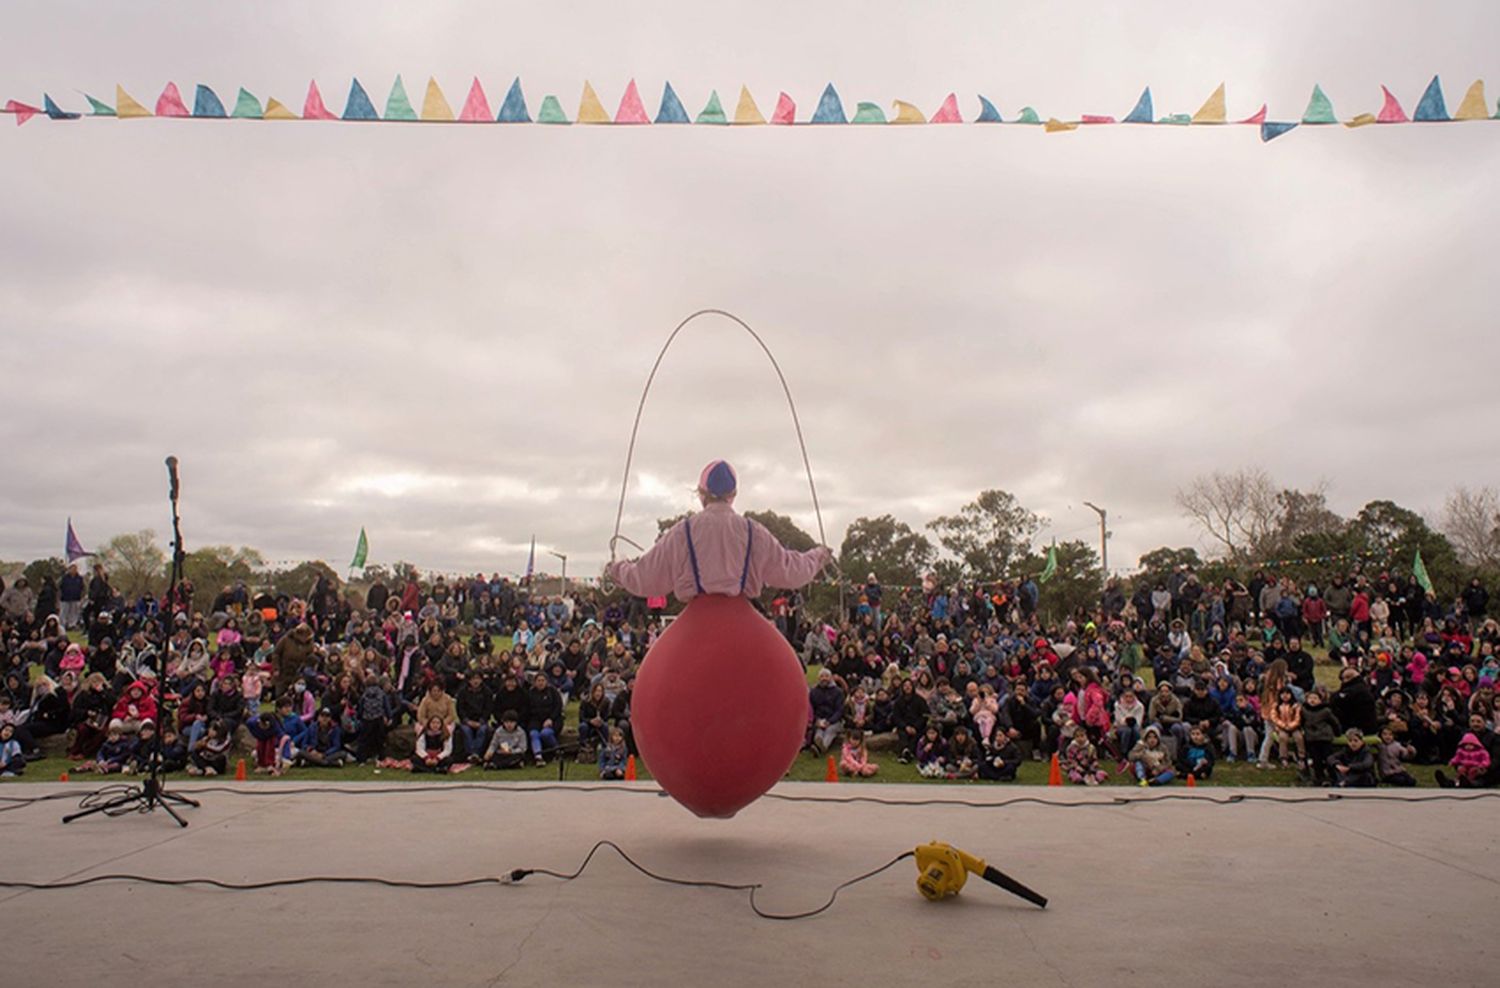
xmin=1039 ymin=545 xmax=1058 ymax=584
xmin=1412 ymin=548 xmax=1433 ymax=595
xmin=351 ymin=528 xmax=368 ymax=570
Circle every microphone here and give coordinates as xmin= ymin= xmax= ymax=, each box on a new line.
xmin=165 ymin=456 xmax=180 ymax=503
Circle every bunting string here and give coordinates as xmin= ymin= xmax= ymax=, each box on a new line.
xmin=3 ymin=75 xmax=1496 ymax=143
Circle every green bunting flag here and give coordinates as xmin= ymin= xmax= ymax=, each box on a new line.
xmin=1412 ymin=548 xmax=1433 ymax=595
xmin=1039 ymin=545 xmax=1058 ymax=584
xmin=351 ymin=527 xmax=369 ymax=570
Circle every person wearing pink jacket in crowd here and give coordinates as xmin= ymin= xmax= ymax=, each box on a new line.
xmin=606 ymin=460 xmax=833 ymax=603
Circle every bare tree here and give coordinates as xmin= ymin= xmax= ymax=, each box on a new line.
xmin=1175 ymin=468 xmax=1281 ymax=560
xmin=1442 ymin=486 xmax=1500 ymax=568
xmin=98 ymin=530 xmax=167 ymax=599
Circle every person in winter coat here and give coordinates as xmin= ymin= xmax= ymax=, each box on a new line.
xmin=1438 ymin=732 xmax=1493 ymax=788
xmin=1328 ymin=729 xmax=1377 ymax=788
xmin=110 ymin=679 xmax=158 ymax=735
xmin=412 ymin=717 xmax=454 ymax=773
xmin=1113 ymin=688 xmax=1147 ymax=759
xmin=839 ymin=728 xmax=879 ymax=778
xmin=485 ymin=710 xmax=528 ymax=769
xmin=978 ymin=733 xmax=1022 ymax=781
xmin=1265 ymin=687 xmax=1305 ymax=768
xmin=598 ymin=727 xmax=630 ymax=779
xmin=454 ymin=672 xmax=492 ymax=762
xmin=1062 ymin=734 xmax=1108 ymax=785
xmin=1176 ymin=724 xmax=1217 ymax=780
xmin=808 ymin=668 xmax=845 ymax=754
xmin=1300 ymin=688 xmax=1343 ymax=786
xmin=271 ymin=623 xmax=317 ymax=693
xmin=524 ymin=672 xmax=563 ymax=764
xmin=1376 ymin=727 xmax=1417 ymax=786
xmin=1129 ymin=725 xmax=1175 ymax=786
xmin=605 ymin=460 xmax=833 ymax=604
xmin=1331 ymin=667 xmax=1380 ymax=736
xmin=916 ymin=724 xmax=948 ymax=777
xmin=296 ymin=708 xmax=351 ymax=767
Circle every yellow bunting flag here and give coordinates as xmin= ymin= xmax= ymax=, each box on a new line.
xmin=891 ymin=100 xmax=926 ymax=124
xmin=1455 ymin=80 xmax=1489 ymax=120
xmin=421 ymin=77 xmax=454 ymax=121
xmin=263 ymin=98 xmax=297 ymax=120
xmin=576 ymin=81 xmax=610 ymax=124
xmin=116 ymin=84 xmax=151 ymax=118
xmin=733 ymin=86 xmax=765 ymax=124
xmin=1345 ymin=113 xmax=1378 ymax=128
xmin=1044 ymin=118 xmax=1079 ymax=132
xmin=1191 ymin=83 xmax=1226 ymax=123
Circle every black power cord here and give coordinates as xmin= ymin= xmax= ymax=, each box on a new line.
xmin=0 ymin=839 xmax=914 ymax=921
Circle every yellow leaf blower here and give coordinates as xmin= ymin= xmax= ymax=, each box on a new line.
xmin=914 ymin=842 xmax=1048 ymax=908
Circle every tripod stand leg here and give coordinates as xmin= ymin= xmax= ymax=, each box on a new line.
xmin=62 ymin=790 xmax=148 ymax=825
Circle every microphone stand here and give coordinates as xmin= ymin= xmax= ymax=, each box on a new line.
xmin=64 ymin=457 xmax=201 ymax=826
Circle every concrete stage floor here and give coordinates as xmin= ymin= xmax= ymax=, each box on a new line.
xmin=2 ymin=781 xmax=1496 ymax=987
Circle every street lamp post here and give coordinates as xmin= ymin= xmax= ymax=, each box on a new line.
xmin=548 ymin=551 xmax=568 ymax=596
xmin=1082 ymin=501 xmax=1108 ymax=576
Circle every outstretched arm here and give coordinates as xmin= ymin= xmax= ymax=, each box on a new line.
xmin=751 ymin=521 xmax=833 ymax=590
xmin=606 ymin=522 xmax=689 ymax=597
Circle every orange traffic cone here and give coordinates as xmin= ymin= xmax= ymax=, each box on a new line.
xmin=1186 ymin=773 xmax=1197 ymax=788
xmin=235 ymin=758 xmax=247 ymax=781
xmin=1047 ymin=752 xmax=1063 ymax=786
xmin=826 ymin=755 xmax=838 ymax=782
xmin=624 ymin=755 xmax=637 ymax=781
xmin=59 ymin=771 xmax=69 ymax=782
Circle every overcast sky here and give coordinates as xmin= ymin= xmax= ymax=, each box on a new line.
xmin=2 ymin=1 xmax=1497 ymax=578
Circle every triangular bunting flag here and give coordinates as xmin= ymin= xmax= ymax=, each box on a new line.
xmin=537 ymin=95 xmax=569 ymax=124
xmin=116 ymin=85 xmax=151 ymax=118
xmin=1454 ymin=80 xmax=1488 ymax=121
xmin=343 ymin=78 xmax=378 ymax=120
xmin=1081 ymin=114 xmax=1116 ymax=124
xmin=232 ymin=88 xmax=264 ymax=119
xmin=263 ymin=98 xmax=296 ymax=120
xmin=1377 ymin=85 xmax=1408 ymax=123
xmin=930 ymin=93 xmax=962 ymax=123
xmin=497 ymin=79 xmax=531 ymax=123
xmin=655 ymin=82 xmax=689 ymax=123
xmin=733 ymin=86 xmax=765 ymax=125
xmin=421 ymin=77 xmax=454 ymax=121
xmin=1191 ymin=83 xmax=1226 ymax=123
xmin=852 ymin=102 xmax=887 ymax=124
xmin=303 ymin=81 xmax=336 ymax=120
xmin=614 ymin=79 xmax=649 ymax=124
xmin=459 ymin=78 xmax=492 ymax=122
xmin=891 ymin=100 xmax=925 ymax=124
xmin=1301 ymin=85 xmax=1336 ymax=124
xmin=66 ymin=518 xmax=92 ymax=564
xmin=1122 ymin=87 xmax=1153 ymax=123
xmin=5 ymin=100 xmax=41 ymax=125
xmin=156 ymin=82 xmax=190 ymax=117
xmin=1414 ymin=76 xmax=1448 ymax=121
xmin=770 ymin=92 xmax=796 ymax=124
xmin=1261 ymin=121 xmax=1298 ymax=142
xmin=384 ymin=75 xmax=417 ymax=120
xmin=576 ymin=82 xmax=609 ymax=124
xmin=976 ymin=96 xmax=1002 ymax=123
xmin=1044 ymin=118 xmax=1079 ymax=132
xmin=810 ymin=84 xmax=846 ymax=124
xmin=192 ymin=84 xmax=226 ymax=118
xmin=1159 ymin=113 xmax=1191 ymax=125
xmin=1239 ymin=104 xmax=1267 ymax=124
xmin=1345 ymin=113 xmax=1377 ymax=128
xmin=44 ymin=95 xmax=80 ymax=120
xmin=85 ymin=94 xmax=116 ymax=116
xmin=1015 ymin=106 xmax=1041 ymax=124
xmin=695 ymin=90 xmax=728 ymax=125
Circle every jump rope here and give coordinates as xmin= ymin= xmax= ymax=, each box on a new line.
xmin=9 ymin=311 xmax=1495 ymax=917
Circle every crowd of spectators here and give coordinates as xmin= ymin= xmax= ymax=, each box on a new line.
xmin=0 ymin=559 xmax=1496 ymax=789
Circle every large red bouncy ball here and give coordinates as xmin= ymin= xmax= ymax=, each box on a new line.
xmin=631 ymin=595 xmax=808 ymax=819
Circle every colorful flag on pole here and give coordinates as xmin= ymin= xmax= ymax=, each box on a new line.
xmin=1412 ymin=548 xmax=1433 ymax=595
xmin=1039 ymin=544 xmax=1058 ymax=583
xmin=65 ymin=518 xmax=92 ymax=564
xmin=350 ymin=528 xmax=368 ymax=570
xmin=525 ymin=536 xmax=536 ymax=582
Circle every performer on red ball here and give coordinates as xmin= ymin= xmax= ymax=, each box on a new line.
xmin=606 ymin=460 xmax=833 ymax=602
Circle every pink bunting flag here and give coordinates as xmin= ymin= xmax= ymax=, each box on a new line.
xmin=5 ymin=99 xmax=41 ymax=125
xmin=1081 ymin=114 xmax=1116 ymax=124
xmin=771 ymin=91 xmax=796 ymax=124
xmin=1239 ymin=104 xmax=1267 ymax=124
xmin=155 ymin=82 xmax=190 ymax=117
xmin=458 ymin=78 xmax=492 ymax=121
xmin=615 ymin=79 xmax=650 ymax=124
xmin=1377 ymin=85 xmax=1408 ymax=123
xmin=303 ymin=81 xmax=337 ymax=120
xmin=930 ymin=92 xmax=962 ymax=123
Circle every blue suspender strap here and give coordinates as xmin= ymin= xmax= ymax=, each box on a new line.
xmin=684 ymin=517 xmax=705 ymax=595
xmin=739 ymin=518 xmax=754 ymax=594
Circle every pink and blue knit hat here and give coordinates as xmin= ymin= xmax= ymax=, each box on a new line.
xmin=698 ymin=460 xmax=738 ymax=501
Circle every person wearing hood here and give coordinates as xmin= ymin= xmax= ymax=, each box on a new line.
xmin=605 ymin=460 xmax=833 ymax=604
xmin=1437 ymin=732 xmax=1492 ymax=788
xmin=110 ymin=680 xmax=158 ymax=735
xmin=271 ymin=623 xmax=317 ymax=694
xmin=1128 ymin=725 xmax=1175 ymax=786
xmin=1331 ymin=666 xmax=1380 ymax=736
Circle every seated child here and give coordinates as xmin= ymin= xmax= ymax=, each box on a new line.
xmin=1376 ymin=727 xmax=1417 ymax=787
xmin=94 ymin=719 xmax=136 ymax=774
xmin=296 ymin=708 xmax=352 ymax=767
xmin=598 ymin=727 xmax=629 ymax=780
xmin=188 ymin=719 xmax=232 ymax=776
xmin=125 ymin=720 xmax=158 ymax=774
xmin=839 ymin=728 xmax=879 ymax=778
xmin=1328 ymin=728 xmax=1376 ymax=788
xmin=1176 ymin=725 xmax=1216 ymax=781
xmin=158 ymin=725 xmax=188 ymax=773
xmin=916 ymin=724 xmax=948 ymax=778
xmin=412 ymin=716 xmax=453 ymax=774
xmin=1062 ymin=733 xmax=1108 ymax=785
xmin=978 ymin=733 xmax=1022 ymax=781
xmin=945 ymin=725 xmax=979 ymax=780
xmin=0 ymin=723 xmax=24 ymax=777
xmin=485 ymin=710 xmax=528 ymax=769
xmin=1438 ymin=732 xmax=1491 ymax=788
xmin=1129 ymin=725 xmax=1176 ymax=786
